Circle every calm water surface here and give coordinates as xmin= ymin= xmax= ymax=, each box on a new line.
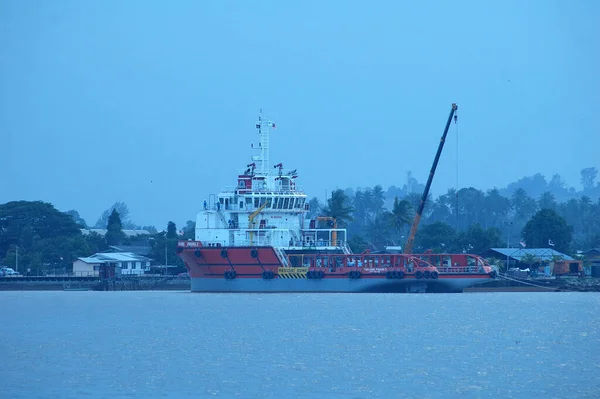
xmin=1 ymin=291 xmax=599 ymax=398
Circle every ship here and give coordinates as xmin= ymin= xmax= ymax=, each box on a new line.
xmin=177 ymin=106 xmax=497 ymax=293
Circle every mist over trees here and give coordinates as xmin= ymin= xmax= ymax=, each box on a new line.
xmin=314 ymin=167 xmax=600 ymax=254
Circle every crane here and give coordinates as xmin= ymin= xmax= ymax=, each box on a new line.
xmin=403 ymin=103 xmax=458 ymax=254
xmin=248 ymin=201 xmax=269 ymax=246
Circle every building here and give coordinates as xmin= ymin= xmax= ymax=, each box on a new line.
xmin=583 ymin=248 xmax=600 ymax=266
xmin=73 ymin=252 xmax=153 ymax=277
xmin=484 ymin=248 xmax=581 ymax=276
xmin=107 ymin=245 xmax=152 ymax=257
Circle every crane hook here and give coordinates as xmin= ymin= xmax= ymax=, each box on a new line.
xmin=453 ymin=114 xmax=458 ymax=124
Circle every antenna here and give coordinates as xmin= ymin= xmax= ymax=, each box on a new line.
xmin=254 ymin=109 xmax=275 ymax=175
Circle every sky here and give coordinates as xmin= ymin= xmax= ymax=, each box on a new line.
xmin=1 ymin=0 xmax=599 ymax=229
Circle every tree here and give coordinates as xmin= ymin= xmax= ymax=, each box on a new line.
xmin=324 ymin=189 xmax=354 ymax=227
xmin=522 ymin=209 xmax=573 ymax=253
xmin=95 ymin=202 xmax=136 ymax=229
xmin=580 ymin=167 xmax=598 ymax=190
xmin=366 ymin=212 xmax=392 ymax=249
xmin=0 ymin=201 xmax=82 ymax=257
xmin=166 ymin=221 xmax=178 ymax=239
xmin=105 ymin=209 xmax=126 ymax=246
xmin=390 ymin=197 xmax=413 ymax=243
xmin=66 ymin=210 xmax=87 ymax=228
xmin=370 ymin=185 xmax=386 ymax=218
xmin=414 ymin=222 xmax=458 ymax=253
xmin=347 ymin=235 xmax=369 ymax=253
xmin=538 ymin=191 xmax=557 ymax=210
xmin=182 ymin=220 xmax=196 ymax=240
xmin=306 ymin=197 xmax=322 ymax=219
xmin=457 ymin=224 xmax=502 ymax=255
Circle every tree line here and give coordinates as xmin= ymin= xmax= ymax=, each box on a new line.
xmin=0 ymin=201 xmax=192 ymax=275
xmin=313 ymin=168 xmax=600 ymax=255
xmin=1 ymin=168 xmax=598 ymax=273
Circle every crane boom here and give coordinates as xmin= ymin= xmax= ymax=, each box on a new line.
xmin=403 ymin=103 xmax=458 ymax=254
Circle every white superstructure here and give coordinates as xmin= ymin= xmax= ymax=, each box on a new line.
xmin=195 ymin=111 xmax=349 ymax=252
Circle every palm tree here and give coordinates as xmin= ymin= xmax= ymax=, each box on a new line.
xmin=307 ymin=197 xmax=322 ymax=219
xmin=324 ymin=189 xmax=354 ymax=227
xmin=366 ymin=211 xmax=392 ymax=249
xmin=370 ymin=185 xmax=386 ymax=218
xmin=389 ymin=196 xmax=413 ymax=243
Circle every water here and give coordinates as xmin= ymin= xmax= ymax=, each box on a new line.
xmin=1 ymin=291 xmax=599 ymax=398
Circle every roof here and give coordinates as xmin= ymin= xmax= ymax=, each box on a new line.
xmin=583 ymin=248 xmax=600 ymax=255
xmin=108 ymin=245 xmax=152 ymax=256
xmin=489 ymin=248 xmax=573 ymax=261
xmin=80 ymin=229 xmax=151 ymax=237
xmin=76 ymin=252 xmax=153 ymax=264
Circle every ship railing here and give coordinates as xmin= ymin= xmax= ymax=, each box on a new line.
xmin=284 ymin=253 xmax=438 ymax=269
xmin=437 ymin=266 xmax=483 ymax=274
xmin=288 ymin=239 xmax=349 ymax=250
xmin=218 ymin=187 xmax=306 ymax=195
xmin=202 ymin=203 xmax=307 ymax=214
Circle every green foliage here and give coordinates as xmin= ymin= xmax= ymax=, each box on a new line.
xmin=166 ymin=221 xmax=178 ymax=239
xmin=95 ymin=201 xmax=138 ymax=229
xmin=522 ymin=209 xmax=573 ymax=253
xmin=0 ymin=201 xmax=107 ymax=274
xmin=415 ymin=222 xmax=458 ymax=253
xmin=181 ymin=220 xmax=195 ymax=240
xmin=150 ymin=236 xmax=184 ymax=268
xmin=105 ymin=209 xmax=126 ymax=246
xmin=0 ymin=201 xmax=82 ymax=255
xmin=324 ymin=189 xmax=354 ymax=227
xmin=457 ymin=224 xmax=503 ymax=254
xmin=347 ymin=235 xmax=369 ymax=254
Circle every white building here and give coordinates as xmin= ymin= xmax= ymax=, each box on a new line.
xmin=73 ymin=252 xmax=153 ymax=277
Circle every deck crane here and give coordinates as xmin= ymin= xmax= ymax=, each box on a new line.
xmin=403 ymin=103 xmax=458 ymax=254
xmin=248 ymin=201 xmax=269 ymax=246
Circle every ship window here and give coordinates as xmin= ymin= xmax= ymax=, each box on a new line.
xmin=246 ymin=198 xmax=252 ymax=204
xmin=273 ymin=197 xmax=279 ymax=209
xmin=254 ymin=198 xmax=259 ymax=208
xmin=283 ymin=198 xmax=289 ymax=209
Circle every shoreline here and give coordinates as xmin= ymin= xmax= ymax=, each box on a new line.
xmin=1 ymin=276 xmax=598 ymax=293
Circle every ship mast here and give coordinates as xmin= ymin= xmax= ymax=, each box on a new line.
xmin=255 ymin=109 xmax=275 ymax=176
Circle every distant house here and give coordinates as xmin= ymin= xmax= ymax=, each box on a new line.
xmin=484 ymin=248 xmax=581 ymax=276
xmin=80 ymin=229 xmax=151 ymax=238
xmin=73 ymin=252 xmax=153 ymax=277
xmin=485 ymin=248 xmax=574 ymax=264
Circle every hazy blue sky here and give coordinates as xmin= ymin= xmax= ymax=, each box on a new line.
xmin=1 ymin=0 xmax=598 ymax=229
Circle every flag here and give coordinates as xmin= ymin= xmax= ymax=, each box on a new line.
xmin=548 ymin=239 xmax=555 ymax=247
xmin=519 ymin=240 xmax=526 ymax=248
